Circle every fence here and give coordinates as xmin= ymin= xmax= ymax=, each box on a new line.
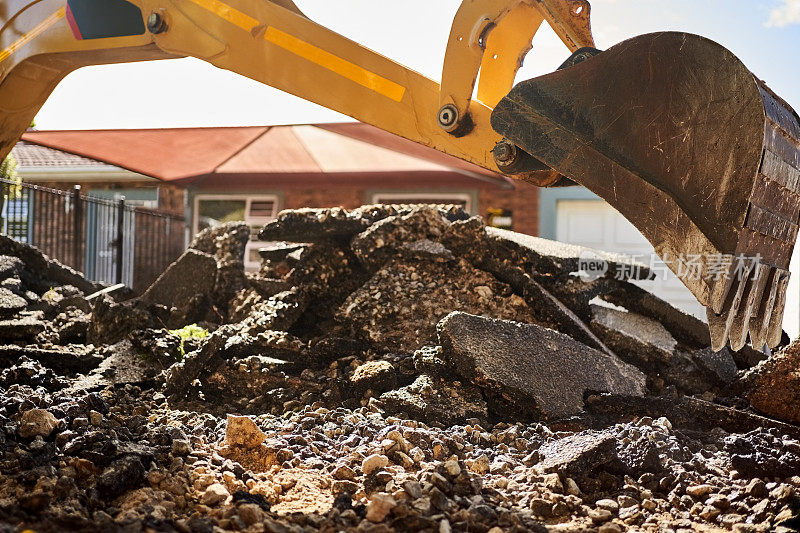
xmin=0 ymin=178 xmax=186 ymax=293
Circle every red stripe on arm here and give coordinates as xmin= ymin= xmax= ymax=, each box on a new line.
xmin=65 ymin=6 xmax=83 ymax=40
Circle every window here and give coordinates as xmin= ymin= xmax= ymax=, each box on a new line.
xmin=370 ymin=192 xmax=473 ymax=213
xmin=194 ymin=195 xmax=280 ymax=269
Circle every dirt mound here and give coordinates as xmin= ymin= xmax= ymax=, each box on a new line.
xmin=0 ymin=205 xmax=797 ymax=532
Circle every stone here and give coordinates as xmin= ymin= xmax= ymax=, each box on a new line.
xmin=172 ymin=439 xmax=192 ymax=456
xmin=202 ymin=483 xmax=231 ymax=505
xmin=17 ymin=408 xmax=58 ymax=438
xmin=366 ymin=492 xmax=396 ymax=522
xmin=0 ymin=286 xmax=27 ymax=317
xmin=332 ymin=465 xmax=356 ymax=481
xmin=686 ymin=484 xmax=714 ymax=498
xmin=438 ymin=312 xmax=646 ymax=418
xmin=745 ymin=479 xmax=768 ymax=498
xmin=484 ymin=227 xmax=651 ymax=280
xmin=443 ymin=460 xmax=461 ymax=477
xmin=350 ymin=361 xmax=397 ymax=395
xmin=597 ymin=522 xmax=622 ymax=533
xmin=590 ymin=303 xmax=677 ymax=358
xmin=537 ymin=432 xmax=618 ymax=477
xmin=238 ymin=503 xmax=265 ymax=526
xmin=0 ymin=313 xmax=46 ymax=342
xmin=224 ymin=415 xmax=267 ymax=449
xmin=400 ymin=239 xmax=455 ymax=262
xmin=0 ymin=235 xmax=101 ymax=294
xmin=140 ymin=249 xmax=217 ymax=322
xmin=97 ymin=456 xmax=146 ymax=498
xmin=589 ymin=508 xmax=613 ymax=523
xmin=596 ymin=499 xmax=619 ymax=513
xmin=362 ymin=454 xmax=389 ymax=476
xmin=691 ymin=347 xmax=739 ymax=385
xmin=351 ymin=206 xmax=451 ymax=269
xmin=380 ymin=374 xmax=488 ymax=426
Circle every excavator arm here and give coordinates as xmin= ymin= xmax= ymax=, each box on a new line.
xmin=0 ymin=0 xmax=592 ymax=170
xmin=1 ymin=0 xmax=799 ymax=352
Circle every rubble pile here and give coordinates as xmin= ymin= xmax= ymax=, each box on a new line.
xmin=0 ymin=205 xmax=799 ymax=532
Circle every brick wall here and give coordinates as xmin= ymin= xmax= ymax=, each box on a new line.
xmin=32 ymin=180 xmax=184 ymax=214
xmin=478 ymin=180 xmax=539 ymax=236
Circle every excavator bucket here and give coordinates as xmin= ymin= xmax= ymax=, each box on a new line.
xmin=491 ymin=32 xmax=800 ymax=352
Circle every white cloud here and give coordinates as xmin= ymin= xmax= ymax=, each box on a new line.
xmin=767 ymin=0 xmax=800 ymax=27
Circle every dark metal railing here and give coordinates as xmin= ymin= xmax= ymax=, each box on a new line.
xmin=0 ymin=178 xmax=186 ymax=293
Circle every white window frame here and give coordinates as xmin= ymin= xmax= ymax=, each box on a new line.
xmin=193 ymin=194 xmax=280 ymax=270
xmin=370 ymin=192 xmax=473 ymax=213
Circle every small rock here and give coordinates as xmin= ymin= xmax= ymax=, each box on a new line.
xmin=172 ymin=439 xmax=192 ymax=456
xmin=89 ymin=410 xmax=103 ymax=426
xmin=686 ymin=484 xmax=714 ymax=498
xmin=745 ymin=479 xmax=768 ymax=498
xmin=466 ymin=454 xmax=490 ymax=475
xmin=542 ymin=473 xmax=563 ymax=493
xmin=238 ymin=503 xmax=264 ymax=526
xmin=332 ymin=465 xmax=356 ymax=481
xmin=17 ymin=409 xmax=58 ymax=439
xmin=366 ymin=492 xmax=396 ymax=522
xmin=589 ymin=508 xmax=613 ymax=523
xmin=565 ymin=477 xmax=581 ymax=495
xmin=224 ymin=415 xmax=267 ymax=449
xmin=362 ymin=453 xmax=389 ymax=475
xmin=443 ymin=459 xmax=461 ymax=477
xmin=596 ymin=499 xmax=619 ymax=513
xmin=202 ymin=483 xmax=231 ymax=506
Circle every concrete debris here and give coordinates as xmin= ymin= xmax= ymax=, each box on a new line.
xmin=486 ymin=226 xmax=652 ymax=280
xmin=0 ymin=204 xmax=799 ymax=532
xmin=437 ymin=312 xmax=646 ymax=419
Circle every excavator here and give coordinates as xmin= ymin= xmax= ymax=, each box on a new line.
xmin=1 ymin=0 xmax=799 ymax=353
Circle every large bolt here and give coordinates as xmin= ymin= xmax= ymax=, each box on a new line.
xmin=437 ymin=104 xmax=459 ymax=131
xmin=493 ymin=140 xmax=518 ymax=166
xmin=147 ymin=12 xmax=168 ymax=34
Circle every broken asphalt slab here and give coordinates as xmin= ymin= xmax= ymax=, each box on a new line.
xmin=437 ymin=312 xmax=646 ymax=419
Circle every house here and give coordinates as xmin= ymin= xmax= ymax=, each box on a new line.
xmin=20 ymin=124 xmax=539 ymax=269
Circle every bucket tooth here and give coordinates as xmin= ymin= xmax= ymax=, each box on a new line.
xmin=738 ymin=263 xmax=772 ymax=349
xmin=767 ymin=271 xmax=791 ymax=347
xmin=707 ymin=260 xmax=755 ymax=351
xmin=728 ymin=263 xmax=762 ymax=351
xmin=491 ymin=31 xmax=800 ymax=350
xmin=749 ymin=268 xmax=781 ymax=349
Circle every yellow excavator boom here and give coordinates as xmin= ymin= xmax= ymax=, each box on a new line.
xmin=1 ymin=0 xmax=799 ymax=352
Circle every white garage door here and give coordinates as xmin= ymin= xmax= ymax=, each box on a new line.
xmin=556 ymin=199 xmax=706 ymax=320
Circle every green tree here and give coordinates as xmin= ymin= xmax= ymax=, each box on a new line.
xmin=1 ymin=153 xmax=18 ymax=183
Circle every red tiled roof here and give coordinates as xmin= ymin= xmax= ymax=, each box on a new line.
xmin=21 ymin=123 xmax=512 ymax=188
xmin=12 ymin=140 xmax=115 ymax=168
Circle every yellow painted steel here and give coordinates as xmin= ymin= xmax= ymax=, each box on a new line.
xmin=477 ymin=3 xmax=544 ymax=108
xmin=0 ymin=0 xmax=594 ymax=174
xmin=188 ymin=0 xmax=259 ymax=31
xmin=264 ymin=27 xmax=406 ymax=103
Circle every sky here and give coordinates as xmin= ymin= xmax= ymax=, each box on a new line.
xmin=34 ymin=0 xmax=800 ymax=130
